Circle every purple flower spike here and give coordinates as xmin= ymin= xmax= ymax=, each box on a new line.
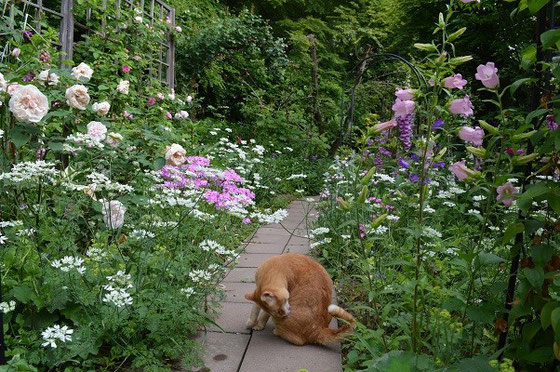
xmin=397 ymin=113 xmax=414 ymax=151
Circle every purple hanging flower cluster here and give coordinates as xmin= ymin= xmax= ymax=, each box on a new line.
xmin=397 ymin=114 xmax=414 ymax=151
xmin=391 ymin=88 xmax=415 ymax=151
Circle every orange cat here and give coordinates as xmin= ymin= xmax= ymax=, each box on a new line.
xmin=244 ymin=253 xmax=354 ymax=346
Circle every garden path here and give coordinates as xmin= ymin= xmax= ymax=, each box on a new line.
xmin=190 ymin=197 xmax=343 ymax=372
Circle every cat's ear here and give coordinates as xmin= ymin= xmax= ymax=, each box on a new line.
xmin=244 ymin=291 xmax=255 ymax=301
xmin=260 ymin=291 xmax=276 ymax=306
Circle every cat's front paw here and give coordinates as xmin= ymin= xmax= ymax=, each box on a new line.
xmin=252 ymin=323 xmax=266 ymax=331
xmin=246 ymin=319 xmax=257 ymax=329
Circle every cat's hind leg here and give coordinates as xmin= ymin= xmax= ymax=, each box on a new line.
xmin=246 ymin=303 xmax=261 ymax=329
xmin=273 ymin=327 xmax=305 ymax=346
xmin=253 ymin=311 xmax=270 ymax=331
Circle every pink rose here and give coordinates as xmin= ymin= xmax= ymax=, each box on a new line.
xmin=449 ymin=95 xmax=474 ymax=117
xmin=392 ymin=99 xmax=415 ymax=119
xmin=373 ymin=118 xmax=397 ymax=133
xmin=11 ymin=48 xmax=21 ymax=57
xmin=443 ymin=74 xmax=467 ymax=90
xmin=165 ymin=144 xmax=186 ymax=166
xmin=497 ymin=182 xmax=518 ymax=207
xmin=122 ymin=65 xmax=131 ymax=74
xmin=8 ymin=85 xmax=49 ymax=123
xmin=458 ymin=126 xmax=484 ymax=146
xmin=147 ymin=97 xmax=156 ymax=106
xmin=475 ymin=62 xmax=499 ymax=89
xmin=165 ymin=111 xmax=172 ymax=119
xmin=395 ymin=88 xmax=414 ymax=101
xmin=87 ymin=121 xmax=107 ymax=141
xmin=66 ymin=84 xmax=90 ymax=110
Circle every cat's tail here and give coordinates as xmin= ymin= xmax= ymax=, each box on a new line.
xmin=318 ymin=304 xmax=355 ymax=344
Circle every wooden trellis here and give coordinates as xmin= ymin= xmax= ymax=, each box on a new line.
xmin=9 ymin=0 xmax=175 ymax=89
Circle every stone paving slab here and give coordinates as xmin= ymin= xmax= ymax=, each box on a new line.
xmin=243 ymin=242 xmax=286 ymax=254
xmin=239 ymin=324 xmax=341 ymax=372
xmin=249 ymin=236 xmax=290 ymax=245
xmin=192 ymin=332 xmax=250 ymax=372
xmin=208 ymin=302 xmax=254 ymax=334
xmin=284 ymin=245 xmax=311 ymax=254
xmin=237 ymin=253 xmax=278 ymax=268
xmin=286 ymin=236 xmax=310 ymax=246
xmin=224 ymin=267 xmax=257 ymax=283
xmin=223 ymin=282 xmax=256 ymax=303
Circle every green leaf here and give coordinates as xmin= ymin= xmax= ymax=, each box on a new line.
xmin=522 ymin=320 xmax=541 ymax=341
xmin=541 ymin=29 xmax=560 ymax=50
xmin=533 ymin=245 xmax=554 ymax=266
xmin=541 ymin=301 xmax=559 ymax=330
xmin=477 ymin=252 xmax=505 ymax=266
xmin=466 ymin=304 xmax=494 ymax=323
xmin=12 ymin=286 xmax=34 ymax=303
xmin=552 ymin=307 xmax=560 ymax=334
xmin=528 ymin=0 xmax=550 ymax=14
xmin=524 ymin=267 xmax=544 ymax=288
xmin=548 ymin=191 xmax=560 ymax=216
xmin=10 ymin=128 xmax=31 ymax=148
xmin=509 ymin=78 xmax=535 ymax=97
xmin=502 ymin=222 xmax=524 ymax=244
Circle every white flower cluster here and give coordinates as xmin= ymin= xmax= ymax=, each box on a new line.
xmin=85 ymin=172 xmax=134 ymax=193
xmin=199 ymin=240 xmax=224 ymax=252
xmin=310 ymin=237 xmax=332 ymax=249
xmin=64 ymin=133 xmax=105 ymax=151
xmin=41 ymin=324 xmax=73 ymax=348
xmin=0 ymin=300 xmax=16 ymax=313
xmin=189 ymin=269 xmax=212 ymax=283
xmin=286 ymin=173 xmax=307 ymax=180
xmin=423 ymin=226 xmax=442 ymax=239
xmin=0 ymin=220 xmax=23 ymax=228
xmin=251 ymin=209 xmax=288 ymax=224
xmin=372 ymin=173 xmax=395 ymax=184
xmin=0 ymin=161 xmax=58 ymax=184
xmin=86 ymin=247 xmax=107 ymax=260
xmin=103 ymin=270 xmax=133 ymax=307
xmin=370 ymin=226 xmax=389 ymax=235
xmin=308 ymin=227 xmax=330 ymax=239
xmin=51 ymin=256 xmax=86 ymax=274
xmin=130 ymin=229 xmax=155 ymax=239
xmin=181 ymin=287 xmax=196 ymax=297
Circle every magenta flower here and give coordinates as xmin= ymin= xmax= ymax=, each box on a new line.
xmin=373 ymin=118 xmax=397 ymax=133
xmin=449 ymin=160 xmax=476 ymax=181
xmin=443 ymin=74 xmax=467 ymax=90
xmin=458 ymin=126 xmax=484 ymax=146
xmin=395 ymin=88 xmax=414 ymax=101
xmin=133 ymin=55 xmax=141 ymax=61
xmin=242 ymin=217 xmax=251 ymax=224
xmin=392 ymin=99 xmax=415 ymax=119
xmin=165 ymin=111 xmax=172 ymax=119
xmin=475 ymin=62 xmax=499 ymax=89
xmin=497 ymin=182 xmax=518 ymax=207
xmin=147 ymin=97 xmax=156 ymax=106
xmin=547 ymin=115 xmax=558 ymax=131
xmin=449 ymin=95 xmax=474 ymax=117
xmin=460 ymin=0 xmax=480 ymax=3
xmin=122 ymin=65 xmax=131 ymax=74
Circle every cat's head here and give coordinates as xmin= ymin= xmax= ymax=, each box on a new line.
xmin=245 ymin=288 xmax=291 ymax=318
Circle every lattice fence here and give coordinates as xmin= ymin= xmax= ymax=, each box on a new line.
xmin=7 ymin=0 xmax=175 ymax=89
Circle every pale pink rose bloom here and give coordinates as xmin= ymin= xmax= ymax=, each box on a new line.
xmin=133 ymin=55 xmax=141 ymax=61
xmin=6 ymin=83 xmax=21 ymax=95
xmin=475 ymin=62 xmax=499 ymax=88
xmin=497 ymin=182 xmax=518 ymax=207
xmin=92 ymin=101 xmax=111 ymax=116
xmin=174 ymin=110 xmax=189 ymax=119
xmin=157 ymin=93 xmax=165 ymax=100
xmin=373 ymin=118 xmax=397 ymax=133
xmin=117 ymin=80 xmax=130 ymax=94
xmin=165 ymin=144 xmax=186 ymax=166
xmin=186 ymin=95 xmax=193 ymax=103
xmin=87 ymin=121 xmax=107 ymax=141
xmin=38 ymin=70 xmax=50 ymax=81
xmin=47 ymin=73 xmax=59 ymax=86
xmin=448 ymin=160 xmax=472 ymax=181
xmin=443 ymin=74 xmax=467 ymax=90
xmin=175 ymin=26 xmax=182 ymax=33
xmin=165 ymin=111 xmax=172 ymax=119
xmin=11 ymin=48 xmax=21 ymax=57
xmin=8 ymin=85 xmax=49 ymax=123
xmin=449 ymin=95 xmax=474 ymax=117
xmin=392 ymin=99 xmax=415 ymax=119
xmin=71 ymin=62 xmax=93 ymax=81
xmin=395 ymin=88 xmax=414 ymax=101
xmin=106 ymin=132 xmax=123 ymax=148
xmin=66 ymin=85 xmax=90 ymax=110
xmin=458 ymin=126 xmax=485 ymax=146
